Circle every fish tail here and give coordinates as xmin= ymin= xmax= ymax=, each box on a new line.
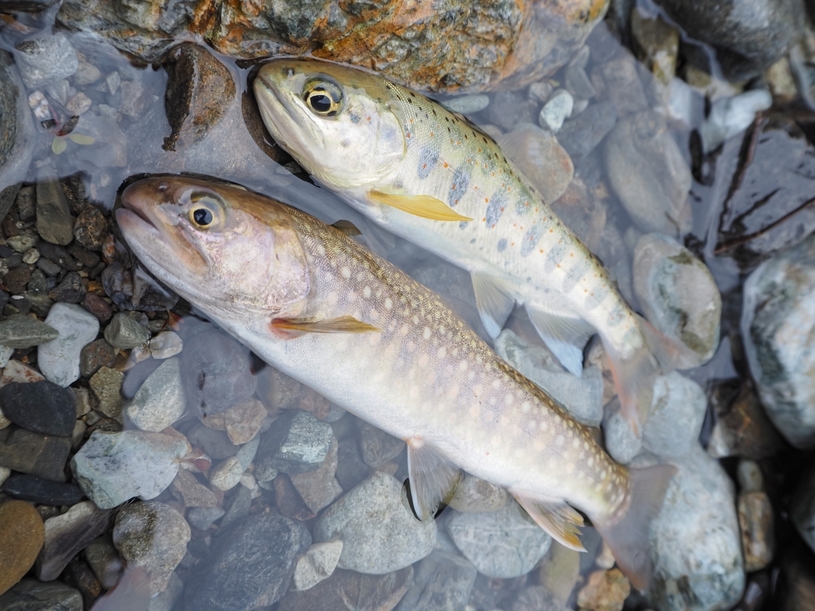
xmin=91 ymin=565 xmax=152 ymax=611
xmin=595 ymin=463 xmax=676 ymax=591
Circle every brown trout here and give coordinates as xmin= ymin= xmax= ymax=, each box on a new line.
xmin=116 ymin=176 xmax=674 ymax=588
xmin=253 ymin=58 xmax=672 ymax=434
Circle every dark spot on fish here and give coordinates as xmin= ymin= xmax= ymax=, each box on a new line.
xmin=497 ymin=238 xmax=508 ymax=252
xmin=470 ymin=238 xmax=476 ymax=243
xmin=459 ymin=221 xmax=469 ymax=229
xmin=545 ymin=242 xmax=568 ymax=270
xmin=521 ymin=225 xmax=544 ymax=256
xmin=350 ymin=112 xmax=361 ymax=123
xmin=485 ymin=190 xmax=507 ymax=228
xmin=448 ymin=167 xmax=470 ymax=207
xmin=418 ymin=146 xmax=439 ymax=179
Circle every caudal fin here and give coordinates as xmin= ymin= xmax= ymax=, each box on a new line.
xmin=91 ymin=566 xmax=152 ymax=611
xmin=595 ymin=464 xmax=676 ymax=591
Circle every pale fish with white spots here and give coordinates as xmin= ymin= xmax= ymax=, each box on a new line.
xmin=116 ymin=176 xmax=674 ymax=589
xmin=253 ymin=58 xmax=675 ymax=435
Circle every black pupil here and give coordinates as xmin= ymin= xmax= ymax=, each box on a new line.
xmin=193 ymin=208 xmax=213 ymax=226
xmin=310 ymin=93 xmax=332 ymax=113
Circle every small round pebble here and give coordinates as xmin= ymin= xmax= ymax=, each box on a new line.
xmin=104 ymin=312 xmax=150 ymax=349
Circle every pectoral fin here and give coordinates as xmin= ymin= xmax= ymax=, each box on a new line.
xmin=270 ymin=315 xmax=380 ymax=336
xmin=406 ymin=437 xmax=463 ymax=521
xmin=368 ymin=190 xmax=472 ymax=222
xmin=512 ymin=491 xmax=586 ymax=551
xmin=472 ymin=273 xmax=516 ymax=338
xmin=331 ymin=220 xmax=362 ymax=237
xmin=525 ymin=304 xmax=595 ymax=377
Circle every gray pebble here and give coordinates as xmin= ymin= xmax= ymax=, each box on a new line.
xmin=14 ymin=33 xmax=78 ymax=89
xmin=126 ymin=357 xmax=186 ymax=432
xmin=395 ymin=550 xmax=477 ymax=611
xmin=0 ymin=314 xmax=57 ymax=348
xmin=38 ymin=303 xmax=99 ymax=387
xmin=0 ymin=579 xmax=82 ymax=611
xmin=441 ymin=94 xmax=490 ymax=114
xmin=539 ymin=89 xmax=573 ymax=132
xmin=36 ymin=501 xmax=111 ymax=581
xmin=104 ymin=312 xmax=150 ymax=349
xmin=255 ymin=409 xmax=333 ymax=477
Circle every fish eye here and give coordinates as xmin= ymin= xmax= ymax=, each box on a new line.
xmin=303 ymin=78 xmax=343 ymax=117
xmin=185 ymin=192 xmax=226 ymax=230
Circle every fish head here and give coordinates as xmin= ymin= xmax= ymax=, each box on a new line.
xmin=254 ymin=58 xmax=407 ymax=191
xmin=116 ymin=177 xmax=310 ymax=323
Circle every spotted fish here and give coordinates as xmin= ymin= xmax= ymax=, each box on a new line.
xmin=116 ymin=176 xmax=674 ymax=589
xmin=253 ymin=58 xmax=672 ymax=434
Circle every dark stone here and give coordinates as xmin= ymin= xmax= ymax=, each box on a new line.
xmin=101 ymin=260 xmax=178 ymax=312
xmin=359 ymin=423 xmax=405 ymax=468
xmin=184 ymin=423 xmax=239 ymax=459
xmin=0 ymin=380 xmax=75 ymax=436
xmin=273 ymin=473 xmax=316 ymax=521
xmin=66 ymin=242 xmax=100 ymax=269
xmin=72 ymin=204 xmax=108 ymax=251
xmin=180 ymin=327 xmax=257 ymax=416
xmin=161 ymin=42 xmax=236 ymax=152
xmin=81 ymin=293 xmax=112 ymax=322
xmin=2 ymin=253 xmax=22 ymax=269
xmin=395 ymin=551 xmax=477 ymax=611
xmin=48 ymin=271 xmax=86 ymax=303
xmin=255 ymin=410 xmax=333 ymax=476
xmin=336 ymin=437 xmax=369 ymax=491
xmin=655 ymin=0 xmax=803 ymax=80
xmin=487 ymin=91 xmax=537 ymax=131
xmin=79 ymin=339 xmax=116 ymax=378
xmin=15 ymin=186 xmax=35 ymax=223
xmin=38 ymin=242 xmax=81 ymax=271
xmin=184 ymin=513 xmax=311 ymax=611
xmin=4 ymin=263 xmax=32 ymax=294
xmin=0 ymin=426 xmax=71 ymax=481
xmin=557 ymin=101 xmax=617 ymax=165
xmin=35 ymin=257 xmax=61 ymax=277
xmin=218 ymin=482 xmax=253 ymax=531
xmin=36 ymin=164 xmax=74 ymax=246
xmin=27 ymin=269 xmax=48 ymax=294
xmin=278 ymin=567 xmax=414 ymax=611
xmin=2 ymin=474 xmax=84 ymax=505
xmin=61 ymin=558 xmax=102 ymax=611
xmin=0 ymin=579 xmax=82 ymax=611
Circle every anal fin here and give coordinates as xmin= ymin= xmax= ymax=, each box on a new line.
xmin=525 ymin=304 xmax=595 ymax=377
xmin=512 ymin=491 xmax=586 ymax=551
xmin=270 ymin=315 xmax=380 ymax=338
xmin=406 ymin=437 xmax=463 ymax=521
xmin=368 ymin=190 xmax=472 ymax=222
xmin=472 ymin=273 xmax=516 ymax=339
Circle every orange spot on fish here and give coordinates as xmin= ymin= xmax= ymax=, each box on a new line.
xmin=442 ymin=161 xmax=449 ymax=168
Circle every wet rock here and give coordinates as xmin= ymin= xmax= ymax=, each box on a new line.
xmin=73 ymin=204 xmax=108 ymax=251
xmin=89 ymin=366 xmax=125 ymax=420
xmin=14 ymin=33 xmax=78 ymax=89
xmin=219 ymin=481 xmax=253 ymax=530
xmin=185 ymin=422 xmax=238 ymax=459
xmin=104 ymin=312 xmax=149 ymax=349
xmin=2 ymin=474 xmax=83 ymax=505
xmin=36 ymin=501 xmax=110 ymax=581
xmin=790 ymin=464 xmax=815 ymax=558
xmin=0 ymin=314 xmax=57 ymax=348
xmin=447 ymin=473 xmax=509 ymax=513
xmin=79 ymin=338 xmax=116 ymax=378
xmin=279 ymin=567 xmax=413 ymax=611
xmin=170 ymin=468 xmax=217 ymax=508
xmin=360 ymin=423 xmax=405 ymax=468
xmin=576 ymin=569 xmax=630 ymax=611
xmin=0 ymin=579 xmax=82 ymax=610
xmin=496 ymin=123 xmax=574 ymax=204
xmin=654 ymin=0 xmax=801 ymax=80
xmin=180 ymin=327 xmax=256 ymax=416
xmin=630 ymin=7 xmax=679 ymax=85
xmin=38 ymin=303 xmax=100 ymax=387
xmin=71 ymin=430 xmax=190 ymax=509
xmin=314 ymin=472 xmax=436 ymax=574
xmin=633 ymin=234 xmax=721 ymax=367
xmin=65 ymin=91 xmax=92 ymax=115
xmin=274 ymin=472 xmax=318 ymax=521
xmin=539 ymin=89 xmax=574 ymax=133
xmin=48 ymin=271 xmax=86 ymax=303
xmin=446 ymin=500 xmax=552 ymax=579
xmin=0 ymin=501 xmax=44 ymax=596
xmin=641 ymin=373 xmax=707 ymax=459
xmin=81 ymin=293 xmax=112 ymax=322
xmin=336 ymin=437 xmax=369 ymax=491
xmin=161 ymin=43 xmax=236 ymax=152
xmin=255 ymin=409 xmax=333 ymax=477
xmin=509 ymin=585 xmax=563 ymax=611
xmin=594 ymin=55 xmax=649 ymax=117
xmin=150 ymin=330 xmax=182 ymax=359
xmin=36 ymin=165 xmax=74 ymax=246
xmin=0 ymin=380 xmax=74 ymax=436
xmin=84 ymin=536 xmax=121 ymax=590
xmin=636 ymin=446 xmax=745 ymax=611
xmin=1 ymin=359 xmax=45 ymax=386
xmin=61 ymin=558 xmax=101 ymax=610
xmin=289 ymin=438 xmax=343 ymax=513
xmin=488 ymin=91 xmax=537 ymax=131
xmin=3 ymin=264 xmax=32 ymax=294
xmin=200 ymin=397 xmax=266 ymax=444
xmin=114 ymin=501 xmax=190 ymax=595
xmin=738 ymin=491 xmax=774 ymax=572
xmin=187 ymin=506 xmax=224 ymax=531
xmin=700 ymin=90 xmax=772 ymax=153
xmin=292 ymin=540 xmax=344 ymax=591
xmin=441 ymin=94 xmax=489 ymax=115
xmin=0 ymin=426 xmax=70 ymax=481
xmin=538 ymin=542 xmax=580 ymax=605
xmin=394 ymin=550 xmax=477 ymax=611
xmin=604 ymin=111 xmax=691 ymax=235
xmin=742 ymin=233 xmax=815 ymax=448
xmin=126 ymin=357 xmax=186 ymax=432
xmin=184 ymin=512 xmax=310 ymax=611
xmin=209 ymin=435 xmax=259 ymax=492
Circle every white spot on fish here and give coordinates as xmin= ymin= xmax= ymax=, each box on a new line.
xmin=504 ymin=394 xmax=513 ymax=406
xmin=521 ymin=401 xmax=531 ymax=413
xmin=363 ymin=286 xmax=371 ymax=298
xmin=491 ymin=379 xmax=500 ymax=390
xmin=385 ymin=298 xmax=393 ymax=310
xmin=327 ymin=292 xmax=339 ymax=306
xmin=341 ymin=266 xmax=351 ymax=279
xmin=316 ymin=244 xmax=326 ymax=256
xmin=556 ymin=435 xmax=565 ymax=446
xmin=423 ymin=327 xmax=431 ymax=340
xmin=458 ymin=361 xmax=468 ymax=372
xmin=437 ymin=346 xmax=447 ymax=359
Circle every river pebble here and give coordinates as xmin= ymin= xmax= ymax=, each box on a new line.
xmin=36 ymin=501 xmax=110 ymax=581
xmin=0 ymin=314 xmax=57 ymax=348
xmin=738 ymin=489 xmax=774 ymax=572
xmin=2 ymin=474 xmax=83 ymax=505
xmin=209 ymin=434 xmax=259 ymax=491
xmin=150 ymin=330 xmax=182 ymax=358
xmin=35 ymin=164 xmax=74 ymax=246
xmin=289 ymin=437 xmax=343 ymax=513
xmin=359 ymin=422 xmax=405 ymax=467
xmin=0 ymin=500 xmax=44 ymax=596
xmin=292 ymin=540 xmax=344 ymax=591
xmin=200 ymin=397 xmax=266 ymax=444
xmin=741 ymin=233 xmax=815 ymax=448
xmin=184 ymin=513 xmax=310 ymax=611
xmin=37 ymin=303 xmax=99 ymax=386
xmin=576 ymin=569 xmax=630 ymax=611
xmin=113 ymin=501 xmax=190 ymax=595
xmin=0 ymin=426 xmax=70 ymax=481
xmin=71 ymin=430 xmax=190 ymax=508
xmin=314 ymin=472 xmax=437 ymax=574
xmin=14 ymin=33 xmax=78 ymax=89
xmin=0 ymin=579 xmax=82 ymax=610
xmin=126 ymin=357 xmax=186 ymax=432
xmin=279 ymin=567 xmax=413 ymax=611
xmin=539 ymin=89 xmax=573 ymax=132
xmin=187 ymin=506 xmax=224 ymax=531
xmin=88 ymin=366 xmax=125 ymax=420
xmin=441 ymin=94 xmax=489 ymax=114
xmin=170 ymin=468 xmax=218 ymax=508
xmin=255 ymin=409 xmax=333 ymax=477
xmin=394 ymin=550 xmax=477 ymax=611
xmin=641 ymin=372 xmax=707 ymax=459
xmin=78 ymin=339 xmax=116 ymax=378
xmin=510 ymin=585 xmax=564 ymax=611
xmin=447 ymin=473 xmax=509 ymax=514
xmin=0 ymin=380 xmax=74 ymax=436
xmin=446 ymin=500 xmax=552 ymax=579
xmin=538 ymin=542 xmax=580 ymax=605
xmin=104 ymin=312 xmax=150 ymax=349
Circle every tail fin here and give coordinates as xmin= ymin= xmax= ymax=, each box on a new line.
xmin=595 ymin=464 xmax=676 ymax=591
xmin=91 ymin=565 xmax=152 ymax=611
xmin=604 ymin=341 xmax=659 ymax=437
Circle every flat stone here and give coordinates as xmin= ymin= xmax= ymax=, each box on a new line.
xmin=336 ymin=437 xmax=370 ymax=492
xmin=2 ymin=474 xmax=83 ymax=505
xmin=359 ymin=423 xmax=405 ymax=468
xmin=441 ymin=94 xmax=490 ymax=114
xmin=36 ymin=501 xmax=110 ymax=581
xmin=47 ymin=271 xmax=86 ymax=304
xmin=538 ymin=542 xmax=581 ymax=605
xmin=0 ymin=579 xmax=82 ymax=610
xmin=394 ymin=550 xmax=477 ymax=611
xmin=104 ymin=312 xmax=150 ymax=349
xmin=73 ymin=204 xmax=108 ymax=251
xmin=738 ymin=491 xmax=774 ymax=572
xmin=0 ymin=501 xmax=44 ymax=597
xmin=4 ymin=264 xmax=32 ymax=294
xmin=446 ymin=500 xmax=552 ymax=579
xmin=14 ymin=33 xmax=78 ymax=89
xmin=289 ymin=437 xmax=343 ymax=513
xmin=71 ymin=430 xmax=190 ymax=509
xmin=255 ymin=409 xmax=333 ymax=477
xmin=79 ymin=338 xmax=116 ymax=378
xmin=0 ymin=359 xmax=44 ymax=387
xmin=184 ymin=513 xmax=311 ymax=611
xmin=0 ymin=314 xmax=57 ymax=348
xmin=0 ymin=380 xmax=75 ymax=436
xmin=0 ymin=426 xmax=70 ymax=481
xmin=576 ymin=569 xmax=630 ymax=611
xmin=170 ymin=468 xmax=218 ymax=508
xmin=38 ymin=302 xmax=100 ymax=387
xmin=89 ymin=366 xmax=125 ymax=420
xmin=114 ymin=501 xmax=190 ymax=595
xmin=314 ymin=472 xmax=437 ymax=575
xmin=292 ymin=540 xmax=344 ymax=591
xmin=447 ymin=473 xmax=509 ymax=513
xmin=81 ymin=293 xmax=112 ymax=322
xmin=185 ymin=422 xmax=238 ymax=459
xmin=218 ymin=482 xmax=253 ymax=531
xmin=633 ymin=233 xmax=721 ymax=367
xmin=126 ymin=357 xmax=186 ymax=432
xmin=84 ymin=536 xmax=123 ymax=590
xmin=61 ymin=557 xmax=102 ymax=609
xmin=35 ymin=165 xmax=74 ymax=246
xmin=187 ymin=506 xmax=224 ymax=531
xmin=199 ymin=397 xmax=266 ymax=444
xmin=641 ymin=372 xmax=707 ymax=459
xmin=278 ymin=567 xmax=413 ymax=611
